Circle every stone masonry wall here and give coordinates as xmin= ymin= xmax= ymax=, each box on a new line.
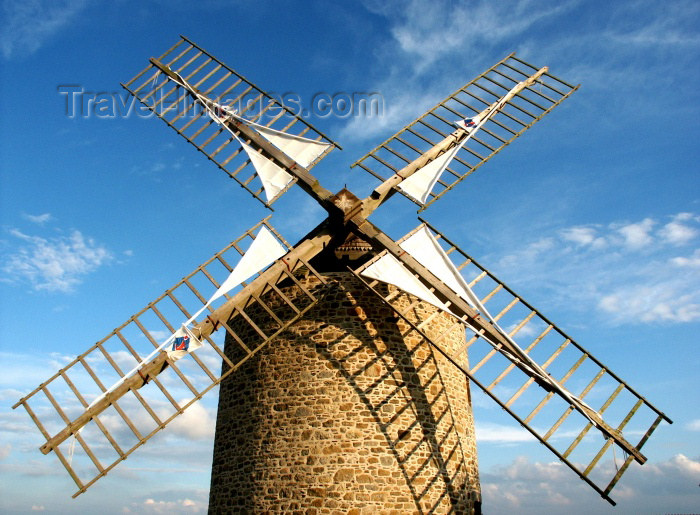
xmin=209 ymin=271 xmax=481 ymax=514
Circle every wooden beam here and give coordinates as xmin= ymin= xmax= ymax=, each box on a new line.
xmin=150 ymin=58 xmax=339 ymax=214
xmin=38 ymin=228 xmax=332 ymax=455
xmin=347 ymin=214 xmax=645 ymax=464
xmin=362 ymin=66 xmax=548 ymax=216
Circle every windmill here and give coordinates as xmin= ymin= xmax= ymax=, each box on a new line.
xmin=13 ymin=36 xmax=671 ymax=513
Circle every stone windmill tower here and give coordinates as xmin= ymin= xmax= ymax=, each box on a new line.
xmin=14 ymin=37 xmax=671 ymax=513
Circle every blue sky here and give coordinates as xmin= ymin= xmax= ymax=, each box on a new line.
xmin=1 ymin=0 xmax=699 ymax=513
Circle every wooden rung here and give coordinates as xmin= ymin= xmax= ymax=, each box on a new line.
xmin=492 ymin=68 xmax=558 ymax=105
xmin=170 ymin=74 xmax=239 ymax=124
xmin=134 ymin=307 xmax=202 ymax=398
xmin=149 ymin=52 xmax=205 ymax=105
xmin=523 ymin=352 xmax=588 ymax=425
xmin=504 ymin=338 xmax=569 ymax=408
xmin=583 ymin=399 xmax=642 ymax=476
xmin=508 ymin=310 xmax=537 ymax=336
xmin=417 ymin=118 xmax=448 ymax=138
xmin=382 ymin=144 xmax=412 ymax=164
xmin=41 ymin=386 xmax=105 ymax=473
xmin=604 ymin=414 xmax=663 ymax=494
xmin=268 ymin=282 xmax=301 ymax=314
xmin=368 ymin=153 xmax=399 ymax=172
xmin=474 ymin=82 xmax=537 ymax=120
xmin=53 ymin=446 xmax=85 ymax=490
xmin=149 ymin=302 xmax=217 ymax=383
xmin=482 ymin=75 xmax=549 ymax=112
xmin=562 ymin=383 xmax=623 ymax=459
xmin=468 ymin=271 xmax=488 ymax=288
xmin=215 ymin=316 xmax=252 ymax=354
xmin=486 ymin=324 xmax=553 ymax=391
xmin=233 ymin=305 xmax=268 ymax=341
xmin=405 ymin=126 xmax=436 ymax=147
xmin=21 ymin=400 xmax=52 ymax=441
xmin=461 ymin=89 xmax=528 ymax=128
xmin=126 ymin=41 xmax=183 ymax=88
xmin=493 ymin=296 xmax=520 ymax=322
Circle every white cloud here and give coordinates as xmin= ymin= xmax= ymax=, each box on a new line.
xmin=166 ymin=401 xmax=216 ymax=441
xmin=481 ymin=454 xmax=700 ymax=514
xmin=0 ymin=444 xmax=11 ymax=460
xmin=342 ymin=0 xmax=577 ymax=143
xmin=671 ymin=249 xmax=700 ymax=268
xmin=659 ymin=213 xmax=699 ymax=245
xmin=615 ymin=218 xmax=655 ymax=249
xmin=122 ymin=495 xmax=207 ymax=514
xmin=1 ymin=228 xmax=112 ymax=292
xmin=685 ymin=419 xmax=700 ymax=431
xmin=560 ymin=226 xmax=607 ymax=249
xmin=1 ymin=0 xmax=88 ymax=59
xmin=491 ymin=212 xmax=700 ymax=325
xmin=475 ymin=421 xmax=534 ymax=444
xmin=364 ymin=0 xmax=575 ymax=73
xmin=30 ymin=505 xmax=45 ymax=512
xmin=598 ymin=282 xmax=700 ymax=323
xmin=22 ymin=213 xmax=52 ymax=225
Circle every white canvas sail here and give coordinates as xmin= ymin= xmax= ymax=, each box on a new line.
xmin=210 ymin=225 xmax=287 ymax=303
xmin=400 ymin=227 xmax=488 ymax=314
xmin=249 ymin=123 xmax=331 ymax=168
xmin=399 ymin=78 xmax=527 ymax=206
xmin=361 ymin=253 xmax=447 ymax=311
xmin=186 ymin=226 xmax=287 ymax=324
xmin=397 ymin=144 xmax=464 ymax=205
xmin=240 ymin=141 xmax=294 ymax=202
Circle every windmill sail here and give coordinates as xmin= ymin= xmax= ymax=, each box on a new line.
xmin=397 ymin=142 xmax=464 ymax=204
xmin=121 ymin=36 xmax=339 ymax=208
xmin=351 ymin=221 xmax=671 ymax=504
xmin=156 ymin=68 xmax=331 ymax=202
xmin=12 ymin=218 xmax=331 ymax=497
xmin=238 ymin=140 xmax=294 ymax=202
xmin=397 ymin=74 xmax=537 ymax=205
xmin=242 ymin=119 xmax=332 ymax=168
xmin=353 ymin=54 xmax=578 ymax=211
xmin=361 ymin=253 xmax=446 ymax=309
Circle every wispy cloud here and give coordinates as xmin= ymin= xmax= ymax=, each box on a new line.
xmin=21 ymin=213 xmax=52 ymax=225
xmin=481 ymin=453 xmax=700 ymax=514
xmin=343 ymin=0 xmax=700 ymax=143
xmin=1 ymin=228 xmax=112 ymax=292
xmin=122 ymin=492 xmax=208 ymax=514
xmin=364 ymin=0 xmax=576 ymax=73
xmin=490 ymin=212 xmax=700 ymax=324
xmin=475 ymin=421 xmax=534 ymax=444
xmin=1 ymin=0 xmax=89 ymax=59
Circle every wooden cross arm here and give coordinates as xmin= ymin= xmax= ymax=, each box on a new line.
xmin=194 ymin=228 xmax=332 ymax=341
xmin=149 ymin=58 xmax=339 ymax=215
xmin=362 ymin=66 xmax=549 ymax=217
xmin=348 ymin=215 xmax=646 ymax=464
xmin=38 ymin=226 xmax=332 ymax=456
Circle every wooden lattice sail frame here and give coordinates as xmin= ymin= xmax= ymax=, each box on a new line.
xmin=13 ymin=218 xmax=331 ymax=497
xmin=351 ymin=220 xmax=671 ymax=501
xmin=121 ymin=35 xmax=340 ymax=209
